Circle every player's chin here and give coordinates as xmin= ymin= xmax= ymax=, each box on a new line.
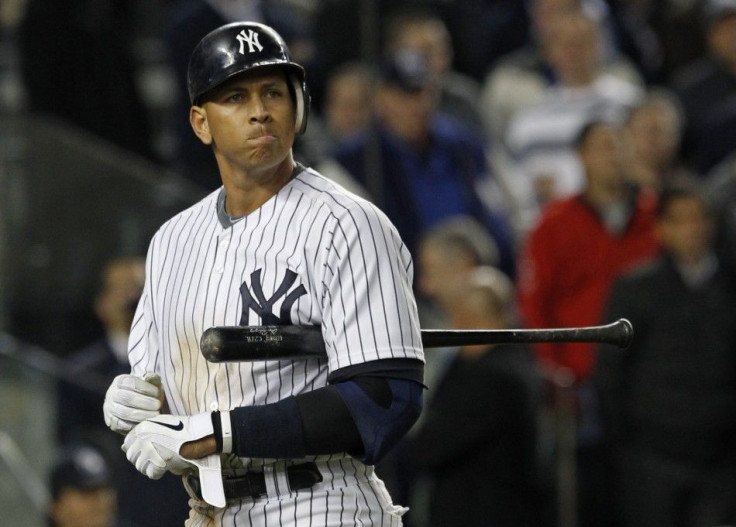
xmin=249 ymin=141 xmax=284 ymax=159
xmin=242 ymin=149 xmax=276 ymax=167
xmin=244 ymin=148 xmax=288 ymax=171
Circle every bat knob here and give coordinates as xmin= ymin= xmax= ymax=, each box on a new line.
xmin=200 ymin=327 xmax=225 ymax=362
xmin=618 ymin=318 xmax=634 ymax=349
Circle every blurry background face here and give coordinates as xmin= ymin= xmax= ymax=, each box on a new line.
xmin=657 ymin=196 xmax=713 ymax=264
xmin=530 ymin=0 xmax=581 ymax=42
xmin=325 ymin=72 xmax=373 ymax=137
xmin=627 ymin=103 xmax=681 ymax=172
xmin=449 ymin=288 xmax=497 ymax=357
xmin=579 ymin=124 xmax=627 ymax=189
xmin=449 ymin=287 xmax=502 ymax=331
xmin=94 ymin=257 xmax=145 ymax=333
xmin=446 ymin=271 xmax=513 ymax=356
xmin=708 ymin=13 xmax=736 ymax=70
xmin=51 ymin=487 xmax=117 ymax=527
xmin=418 ymin=240 xmax=475 ymax=312
xmin=375 ymin=84 xmax=436 ymax=146
xmin=545 ymin=12 xmax=601 ymax=85
xmin=391 ymin=20 xmax=452 ymax=78
xmin=418 ymin=240 xmax=457 ymax=305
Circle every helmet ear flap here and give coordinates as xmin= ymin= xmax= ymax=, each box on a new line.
xmin=291 ymin=74 xmax=310 ymax=135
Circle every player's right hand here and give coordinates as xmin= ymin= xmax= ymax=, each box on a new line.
xmin=103 ymin=374 xmax=163 ymax=435
xmin=122 ymin=413 xmax=225 ymax=507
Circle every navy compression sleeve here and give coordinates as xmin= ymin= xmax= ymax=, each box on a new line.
xmin=211 ymin=362 xmax=423 ymax=462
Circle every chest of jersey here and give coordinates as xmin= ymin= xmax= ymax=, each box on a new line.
xmin=159 ymin=208 xmax=324 ymax=344
xmin=140 ymin=178 xmax=423 ymax=413
xmin=149 ymin=200 xmax=330 ymax=412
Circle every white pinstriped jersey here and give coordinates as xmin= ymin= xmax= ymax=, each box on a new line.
xmin=127 ymin=165 xmax=423 ymax=524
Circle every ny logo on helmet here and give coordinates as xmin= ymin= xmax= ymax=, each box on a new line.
xmin=236 ymin=29 xmax=264 ymax=54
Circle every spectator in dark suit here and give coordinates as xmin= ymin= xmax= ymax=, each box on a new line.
xmin=57 ymin=257 xmax=145 ymax=446
xmin=704 ymin=152 xmax=736 ymax=276
xmin=672 ymin=0 xmax=736 ymax=174
xmin=57 ymin=257 xmax=189 ymax=527
xmin=595 ymin=181 xmax=736 ymax=526
xmin=409 ymin=266 xmax=549 ymax=526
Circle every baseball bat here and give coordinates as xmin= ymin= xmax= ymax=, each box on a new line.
xmin=200 ymin=318 xmax=633 ymax=363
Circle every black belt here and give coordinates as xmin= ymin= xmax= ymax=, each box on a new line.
xmin=187 ymin=462 xmax=323 ymax=502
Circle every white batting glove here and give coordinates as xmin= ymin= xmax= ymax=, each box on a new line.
xmin=103 ymin=374 xmax=163 ymax=434
xmin=122 ymin=413 xmax=225 ymax=508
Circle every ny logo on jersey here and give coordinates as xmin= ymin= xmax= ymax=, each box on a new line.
xmin=239 ymin=268 xmax=306 ymax=325
xmin=236 ymin=29 xmax=263 ymax=54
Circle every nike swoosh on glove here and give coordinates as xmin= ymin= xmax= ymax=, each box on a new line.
xmin=122 ymin=413 xmax=225 ymax=507
xmin=103 ymin=374 xmax=162 ymax=434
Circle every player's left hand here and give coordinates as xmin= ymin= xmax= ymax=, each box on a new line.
xmin=103 ymin=373 xmax=163 ymax=435
xmin=122 ymin=413 xmax=214 ymax=479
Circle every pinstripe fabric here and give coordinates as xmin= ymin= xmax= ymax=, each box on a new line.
xmin=129 ymin=166 xmax=422 ymax=524
xmin=186 ymin=464 xmax=407 ymax=526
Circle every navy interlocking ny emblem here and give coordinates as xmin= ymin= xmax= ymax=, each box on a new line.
xmin=239 ymin=269 xmax=306 ymax=325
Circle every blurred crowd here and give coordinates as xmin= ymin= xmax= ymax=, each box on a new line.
xmin=2 ymin=0 xmax=736 ymax=525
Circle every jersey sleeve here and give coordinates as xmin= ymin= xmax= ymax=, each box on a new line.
xmin=128 ymin=236 xmax=160 ymax=378
xmin=318 ymin=202 xmax=424 ymax=372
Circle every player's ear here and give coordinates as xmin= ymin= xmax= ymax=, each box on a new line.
xmin=190 ymin=106 xmax=212 ymax=145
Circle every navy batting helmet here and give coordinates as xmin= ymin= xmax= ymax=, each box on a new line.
xmin=187 ymin=21 xmax=310 ymax=134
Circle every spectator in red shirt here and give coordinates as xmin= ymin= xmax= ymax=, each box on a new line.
xmin=518 ymin=119 xmax=659 ymax=382
xmin=517 ymin=119 xmax=660 ymax=526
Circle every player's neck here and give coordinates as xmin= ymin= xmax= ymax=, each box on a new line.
xmin=221 ymin=157 xmax=296 ymax=217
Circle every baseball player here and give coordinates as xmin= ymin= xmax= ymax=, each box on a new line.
xmin=102 ymin=21 xmax=425 ymax=526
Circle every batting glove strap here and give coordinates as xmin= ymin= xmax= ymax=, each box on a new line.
xmin=221 ymin=411 xmax=233 ymax=453
xmin=211 ymin=411 xmax=233 ymax=454
xmin=103 ymin=374 xmax=162 ymax=435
